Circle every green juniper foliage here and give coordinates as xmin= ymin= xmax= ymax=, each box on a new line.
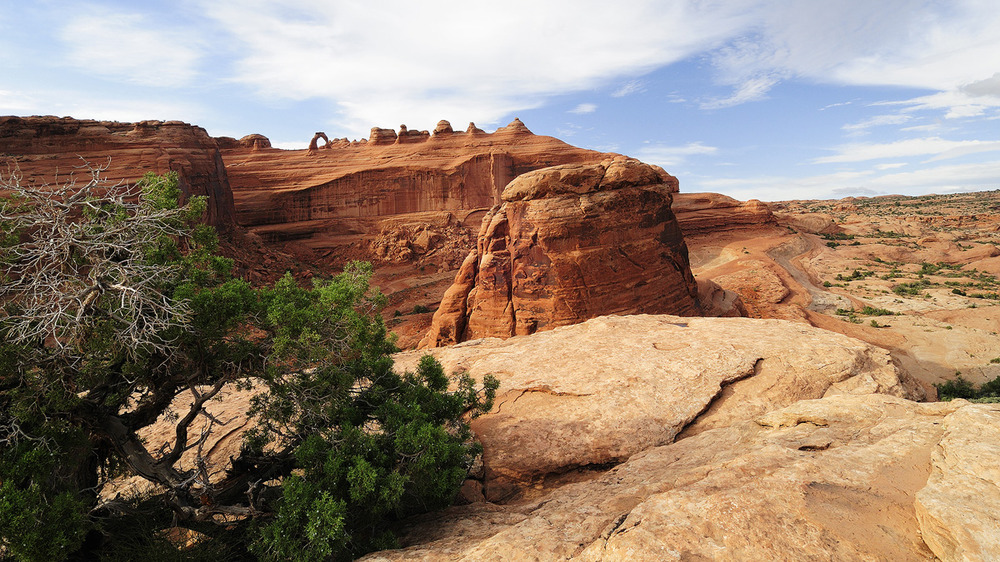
xmin=0 ymin=169 xmax=496 ymax=561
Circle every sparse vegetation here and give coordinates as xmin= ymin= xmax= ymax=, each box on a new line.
xmin=0 ymin=170 xmax=497 ymax=560
xmin=936 ymin=373 xmax=1000 ymax=402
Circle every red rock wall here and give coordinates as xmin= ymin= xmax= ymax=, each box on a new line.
xmin=672 ymin=192 xmax=776 ymax=237
xmin=421 ymin=157 xmax=701 ymax=347
xmin=0 ymin=116 xmax=235 ymax=227
xmin=221 ymin=120 xmax=651 ymax=248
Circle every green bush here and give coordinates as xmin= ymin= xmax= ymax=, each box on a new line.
xmin=935 ymin=373 xmax=1000 ymax=402
xmin=1 ymin=171 xmax=497 ymax=561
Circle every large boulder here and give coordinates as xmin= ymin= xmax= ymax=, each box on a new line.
xmin=420 ymin=158 xmax=700 ymax=347
xmin=364 ymin=394 xmax=1000 ymax=561
xmin=398 ymin=314 xmax=925 ymax=501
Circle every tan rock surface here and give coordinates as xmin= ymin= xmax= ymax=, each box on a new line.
xmin=397 ymin=314 xmax=923 ymax=501
xmin=915 ymin=403 xmax=1000 ymax=561
xmin=364 ymin=395 xmax=1000 ymax=562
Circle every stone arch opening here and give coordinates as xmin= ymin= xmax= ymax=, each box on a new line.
xmin=309 ymin=131 xmax=331 ymax=150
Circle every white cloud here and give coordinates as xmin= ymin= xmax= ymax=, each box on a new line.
xmin=569 ymin=103 xmax=597 ymax=114
xmin=0 ymin=90 xmax=38 ymax=113
xmin=700 ymin=74 xmax=781 ymax=109
xmin=842 ymin=114 xmax=911 ymax=132
xmin=875 ymin=162 xmax=907 ymax=170
xmin=636 ymin=141 xmax=717 ymax=167
xmin=611 ymin=80 xmax=644 ymax=98
xmin=59 ymin=12 xmax=203 ymax=86
xmin=196 ymin=0 xmax=756 ymax=135
xmin=0 ymin=87 xmax=204 ymax=125
xmin=705 ymin=0 xmax=1000 ymax=115
xmin=814 ymin=137 xmax=1000 ymax=164
xmin=696 ymin=159 xmax=1000 ymax=201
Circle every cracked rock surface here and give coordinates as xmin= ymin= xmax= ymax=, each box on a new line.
xmin=394 ymin=314 xmax=924 ymax=502
xmin=364 ymin=392 xmax=1000 ymax=561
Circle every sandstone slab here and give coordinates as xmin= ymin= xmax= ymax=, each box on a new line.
xmin=364 ymin=395 xmax=1000 ymax=561
xmin=397 ymin=314 xmax=924 ymax=501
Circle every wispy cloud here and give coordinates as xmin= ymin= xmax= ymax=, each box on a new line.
xmin=704 ymin=0 xmax=1000 ymax=118
xmin=819 ymin=100 xmax=855 ymax=110
xmin=569 ymin=103 xmax=597 ymax=114
xmin=196 ymin=0 xmax=754 ymax=134
xmin=697 ymin=159 xmax=1000 ymax=201
xmin=59 ymin=12 xmax=204 ymax=86
xmin=814 ymin=137 xmax=1000 ymax=164
xmin=611 ymin=80 xmax=644 ymax=98
xmin=700 ymin=75 xmax=780 ymax=109
xmin=0 ymin=87 xmax=204 ymax=125
xmin=842 ymin=114 xmax=911 ymax=132
xmin=636 ymin=141 xmax=717 ymax=167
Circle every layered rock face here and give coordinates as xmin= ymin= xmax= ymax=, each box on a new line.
xmin=375 ymin=315 xmax=999 ymax=561
xmin=0 ymin=116 xmax=235 ymax=227
xmin=220 ymin=120 xmax=675 ymax=258
xmin=672 ymin=192 xmax=775 ymax=237
xmin=419 ymin=158 xmax=699 ymax=347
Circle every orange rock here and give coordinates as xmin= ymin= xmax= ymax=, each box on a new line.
xmin=672 ymin=192 xmax=776 ymax=237
xmin=420 ymin=157 xmax=700 ymax=347
xmin=0 ymin=115 xmax=236 ymax=227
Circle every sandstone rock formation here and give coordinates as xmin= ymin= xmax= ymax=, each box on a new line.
xmin=419 ymin=158 xmax=699 ymax=347
xmin=399 ymin=314 xmax=924 ymax=501
xmin=239 ymin=133 xmax=271 ymax=150
xmin=308 ymin=131 xmax=331 ymax=150
xmin=432 ymin=120 xmax=454 ymax=136
xmin=672 ymin=192 xmax=776 ymax=237
xmin=372 ymin=315 xmax=996 ymax=561
xmin=0 ymin=116 xmax=236 ymax=227
xmin=220 ymin=119 xmax=633 ymax=296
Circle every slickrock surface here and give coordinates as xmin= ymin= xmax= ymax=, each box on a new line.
xmin=0 ymin=116 xmax=235 ymax=227
xmin=364 ymin=393 xmax=1000 ymax=561
xmin=396 ymin=314 xmax=924 ymax=502
xmin=915 ymin=404 xmax=1000 ymax=561
xmin=419 ymin=158 xmax=699 ymax=347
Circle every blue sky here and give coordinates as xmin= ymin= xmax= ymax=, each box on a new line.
xmin=2 ymin=0 xmax=999 ymax=201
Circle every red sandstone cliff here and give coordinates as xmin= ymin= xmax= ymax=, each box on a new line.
xmin=420 ymin=157 xmax=700 ymax=347
xmin=672 ymin=192 xmax=775 ymax=237
xmin=0 ymin=116 xmax=235 ymax=227
xmin=220 ymin=119 xmax=677 ymax=257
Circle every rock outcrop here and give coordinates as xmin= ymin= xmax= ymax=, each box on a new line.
xmin=221 ymin=119 xmax=630 ymax=282
xmin=373 ymin=316 xmax=996 ymax=561
xmin=672 ymin=192 xmax=776 ymax=237
xmin=399 ymin=314 xmax=925 ymax=501
xmin=419 ymin=158 xmax=699 ymax=347
xmin=0 ymin=116 xmax=236 ymax=227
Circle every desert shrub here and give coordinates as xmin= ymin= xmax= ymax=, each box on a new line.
xmin=935 ymin=373 xmax=1000 ymax=402
xmin=0 ymin=170 xmax=497 ymax=561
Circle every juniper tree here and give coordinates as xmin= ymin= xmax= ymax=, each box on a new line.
xmin=0 ymin=167 xmax=496 ymax=561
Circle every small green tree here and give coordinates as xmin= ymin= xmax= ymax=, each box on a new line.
xmin=0 ymin=167 xmax=496 ymax=560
